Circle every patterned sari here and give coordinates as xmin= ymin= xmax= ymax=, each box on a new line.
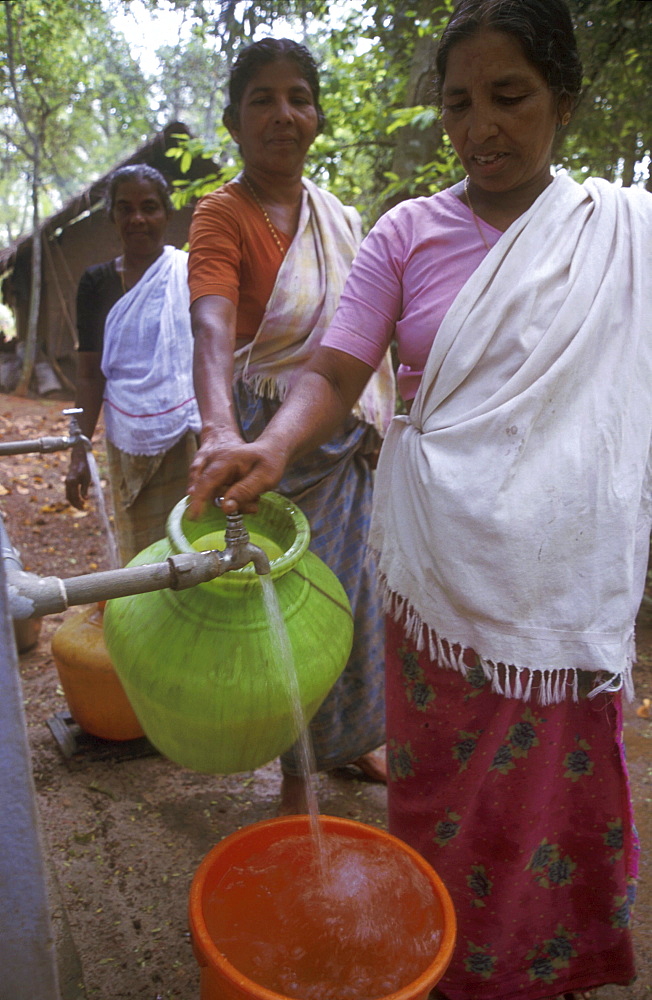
xmin=386 ymin=615 xmax=638 ymax=999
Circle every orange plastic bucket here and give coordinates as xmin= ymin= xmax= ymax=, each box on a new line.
xmin=189 ymin=815 xmax=456 ymax=1000
xmin=51 ymin=602 xmax=144 ymax=741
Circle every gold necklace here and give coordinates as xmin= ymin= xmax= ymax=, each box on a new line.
xmin=241 ymin=174 xmax=286 ymax=256
xmin=464 ymin=177 xmax=492 ymax=252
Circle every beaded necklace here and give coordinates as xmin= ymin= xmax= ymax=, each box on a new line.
xmin=241 ymin=174 xmax=286 ymax=256
xmin=464 ymin=176 xmax=492 ymax=252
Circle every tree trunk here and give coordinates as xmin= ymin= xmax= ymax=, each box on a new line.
xmin=382 ymin=1 xmax=451 ymax=212
xmin=15 ymin=160 xmax=41 ymax=397
xmin=389 ymin=33 xmax=441 ymax=173
xmin=620 ymin=134 xmax=638 ymax=187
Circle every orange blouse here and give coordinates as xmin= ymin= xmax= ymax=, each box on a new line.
xmin=187 ymin=180 xmax=291 ymax=341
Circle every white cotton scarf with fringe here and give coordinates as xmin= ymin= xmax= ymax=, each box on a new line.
xmin=233 ymin=177 xmax=396 ymax=437
xmin=102 ymin=246 xmax=201 ymax=456
xmin=368 ymin=172 xmax=652 ymax=704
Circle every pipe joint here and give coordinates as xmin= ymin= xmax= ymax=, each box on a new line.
xmin=221 ymin=508 xmax=271 ymax=575
xmin=8 ymin=569 xmax=68 ymax=620
xmin=166 ymin=551 xmax=224 ymax=590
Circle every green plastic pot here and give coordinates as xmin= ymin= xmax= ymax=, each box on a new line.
xmin=103 ymin=493 xmax=353 ymax=774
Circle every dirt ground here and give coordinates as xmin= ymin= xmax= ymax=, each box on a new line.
xmin=1 ymin=392 xmax=651 ymax=1000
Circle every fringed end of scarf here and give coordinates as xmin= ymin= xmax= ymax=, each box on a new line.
xmin=241 ymin=370 xmax=392 ymax=440
xmin=352 ymin=397 xmax=393 ymax=438
xmin=240 ymin=371 xmax=286 ymax=402
xmin=381 ymin=580 xmax=635 ymax=705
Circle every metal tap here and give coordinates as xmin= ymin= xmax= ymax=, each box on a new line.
xmin=0 ymin=407 xmax=92 ymax=456
xmin=62 ymin=407 xmax=92 ymax=451
xmin=216 ymin=502 xmax=271 ymax=576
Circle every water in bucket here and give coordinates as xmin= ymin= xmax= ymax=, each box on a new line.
xmin=199 ymin=826 xmax=446 ymax=1000
xmin=195 ymin=516 xmax=449 ymax=997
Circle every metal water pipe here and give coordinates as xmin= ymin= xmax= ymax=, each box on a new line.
xmin=1 ymin=409 xmax=271 ymax=614
xmin=0 ymin=557 xmax=61 ymax=1000
xmin=0 ymin=407 xmax=91 ymax=456
xmin=3 ymin=509 xmax=270 ymax=621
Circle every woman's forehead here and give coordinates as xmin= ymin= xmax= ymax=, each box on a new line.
xmin=114 ymin=179 xmax=162 ymax=201
xmin=442 ymin=28 xmax=544 ymax=88
xmin=243 ymin=57 xmax=312 ymax=92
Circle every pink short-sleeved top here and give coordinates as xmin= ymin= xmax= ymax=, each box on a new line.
xmin=322 ymin=185 xmax=501 ymax=401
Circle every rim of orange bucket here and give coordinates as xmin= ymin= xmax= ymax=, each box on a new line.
xmin=188 ymin=814 xmax=457 ymax=1000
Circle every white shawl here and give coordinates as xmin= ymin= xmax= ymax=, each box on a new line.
xmin=369 ymin=173 xmax=652 ymax=703
xmin=102 ymin=246 xmax=201 ymax=456
xmin=235 ymin=177 xmax=396 ymax=437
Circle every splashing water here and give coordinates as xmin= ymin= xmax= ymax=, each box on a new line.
xmin=205 ymin=831 xmax=445 ymax=1000
xmin=86 ymin=451 xmax=120 ymax=570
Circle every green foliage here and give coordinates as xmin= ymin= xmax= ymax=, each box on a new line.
xmin=559 ymin=0 xmax=652 ymax=185
xmin=386 ymin=106 xmax=439 ymax=135
xmin=152 ymin=35 xmax=227 ymax=138
xmin=160 ymin=0 xmax=458 ymax=226
xmin=307 ymin=0 xmax=456 ymax=221
xmin=0 ymin=0 xmax=154 ymax=243
xmin=165 ymin=130 xmax=230 ymax=205
xmin=2 ymin=0 xmax=651 ymax=246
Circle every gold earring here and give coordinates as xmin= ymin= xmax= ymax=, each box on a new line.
xmin=561 ymin=112 xmax=571 ymax=126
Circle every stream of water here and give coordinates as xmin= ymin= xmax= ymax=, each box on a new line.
xmin=86 ymin=451 xmax=120 ymax=570
xmin=258 ymin=573 xmax=325 ymax=860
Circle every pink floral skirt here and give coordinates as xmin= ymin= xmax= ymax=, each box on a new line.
xmin=385 ymin=615 xmax=639 ymax=1000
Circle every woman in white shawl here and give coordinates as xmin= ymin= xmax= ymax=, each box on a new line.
xmin=65 ymin=165 xmax=200 ymax=566
xmin=188 ymin=2 xmax=651 ymax=998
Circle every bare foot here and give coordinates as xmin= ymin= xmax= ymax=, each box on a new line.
xmin=278 ymin=772 xmax=309 ymax=815
xmin=346 ymin=748 xmax=387 ymax=784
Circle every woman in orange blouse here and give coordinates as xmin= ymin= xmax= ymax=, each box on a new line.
xmin=187 ymin=38 xmax=395 ymax=814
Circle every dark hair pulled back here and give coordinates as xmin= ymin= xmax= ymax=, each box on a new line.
xmin=105 ymin=164 xmax=173 ymax=219
xmin=434 ymin=0 xmax=583 ymax=107
xmin=223 ymin=37 xmax=326 ymax=134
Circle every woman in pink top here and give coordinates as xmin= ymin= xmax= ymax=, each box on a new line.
xmin=188 ymin=2 xmax=652 ymax=997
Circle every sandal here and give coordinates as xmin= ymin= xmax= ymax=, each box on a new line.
xmin=331 ymin=748 xmax=387 ymax=784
